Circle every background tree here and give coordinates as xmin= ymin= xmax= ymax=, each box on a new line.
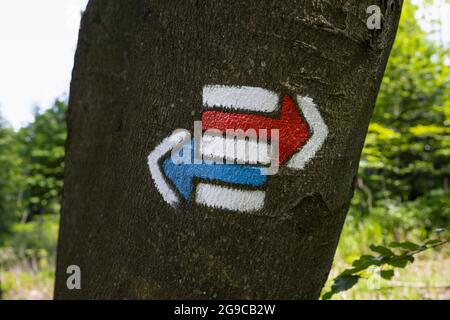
xmin=0 ymin=113 xmax=22 ymax=235
xmin=0 ymin=102 xmax=66 ymax=299
xmin=354 ymin=2 xmax=450 ymax=232
xmin=17 ymin=102 xmax=67 ymax=222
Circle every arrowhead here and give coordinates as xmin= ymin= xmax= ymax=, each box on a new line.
xmin=278 ymin=95 xmax=310 ymax=164
xmin=162 ymin=138 xmax=196 ymax=201
xmin=163 ymin=157 xmax=194 ymax=201
xmin=201 ymin=94 xmax=310 ymax=165
xmin=148 ymin=130 xmax=192 ymax=207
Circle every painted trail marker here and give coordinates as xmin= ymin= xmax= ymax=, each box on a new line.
xmin=148 ymin=85 xmax=328 ymax=213
xmin=163 ymin=139 xmax=268 ymax=201
xmin=202 ymin=95 xmax=310 ymax=165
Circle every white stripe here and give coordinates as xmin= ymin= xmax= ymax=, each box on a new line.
xmin=201 ymin=133 xmax=271 ymax=165
xmin=196 ymin=183 xmax=265 ymax=212
xmin=147 ymin=130 xmax=190 ymax=207
xmin=203 ymin=85 xmax=279 ymax=112
xmin=287 ymin=96 xmax=328 ymax=170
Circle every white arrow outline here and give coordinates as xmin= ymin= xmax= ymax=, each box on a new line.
xmin=147 ymin=129 xmax=190 ymax=207
xmin=287 ymin=96 xmax=328 ymax=170
xmin=147 ymin=129 xmax=267 ymax=212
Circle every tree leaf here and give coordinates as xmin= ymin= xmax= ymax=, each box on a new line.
xmin=380 ymin=269 xmax=395 ymax=280
xmin=352 ymin=255 xmax=376 ymax=268
xmin=340 ymin=266 xmax=367 ymax=277
xmin=424 ymin=239 xmax=441 ymax=246
xmin=387 ymin=257 xmax=412 ymax=268
xmin=321 ymin=291 xmax=333 ymax=300
xmin=331 ymin=275 xmax=360 ymax=294
xmin=389 ymin=241 xmax=420 ymax=251
xmin=370 ymin=245 xmax=395 ymax=257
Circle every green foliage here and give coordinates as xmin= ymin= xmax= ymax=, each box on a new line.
xmin=17 ymin=101 xmax=67 ymax=218
xmin=322 ymin=239 xmax=449 ymax=299
xmin=0 ymin=100 xmax=66 ymax=242
xmin=328 ymin=1 xmax=450 ymax=299
xmin=0 ymin=115 xmax=24 ymax=234
xmin=349 ymin=189 xmax=450 ymax=238
xmin=359 ymin=1 xmax=450 ymax=209
xmin=0 ymin=103 xmax=65 ymax=299
xmin=4 ymin=215 xmax=59 ymax=260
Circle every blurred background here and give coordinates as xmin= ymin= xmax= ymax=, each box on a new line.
xmin=0 ymin=0 xmax=449 ymax=299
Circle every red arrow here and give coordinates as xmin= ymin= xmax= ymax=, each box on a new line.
xmin=202 ymin=95 xmax=310 ymax=164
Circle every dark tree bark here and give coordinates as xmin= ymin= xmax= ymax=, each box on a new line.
xmin=55 ymin=0 xmax=403 ymax=299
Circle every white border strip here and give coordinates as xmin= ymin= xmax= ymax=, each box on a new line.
xmin=203 ymin=85 xmax=279 ymax=112
xmin=147 ymin=130 xmax=190 ymax=207
xmin=287 ymin=96 xmax=328 ymax=170
xmin=201 ymin=133 xmax=271 ymax=165
xmin=196 ymin=183 xmax=266 ymax=212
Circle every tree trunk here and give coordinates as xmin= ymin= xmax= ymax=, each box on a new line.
xmin=55 ymin=0 xmax=403 ymax=299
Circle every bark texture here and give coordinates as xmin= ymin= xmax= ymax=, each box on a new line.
xmin=55 ymin=0 xmax=403 ymax=299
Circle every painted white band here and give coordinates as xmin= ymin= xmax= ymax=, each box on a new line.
xmin=203 ymin=85 xmax=279 ymax=112
xmin=287 ymin=96 xmax=329 ymax=170
xmin=148 ymin=130 xmax=190 ymax=207
xmin=201 ymin=133 xmax=271 ymax=165
xmin=196 ymin=183 xmax=266 ymax=212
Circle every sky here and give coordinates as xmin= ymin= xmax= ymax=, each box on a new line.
xmin=0 ymin=0 xmax=88 ymax=129
xmin=0 ymin=1 xmax=449 ymax=130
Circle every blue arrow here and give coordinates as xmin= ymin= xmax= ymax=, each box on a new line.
xmin=163 ymin=139 xmax=267 ymax=201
